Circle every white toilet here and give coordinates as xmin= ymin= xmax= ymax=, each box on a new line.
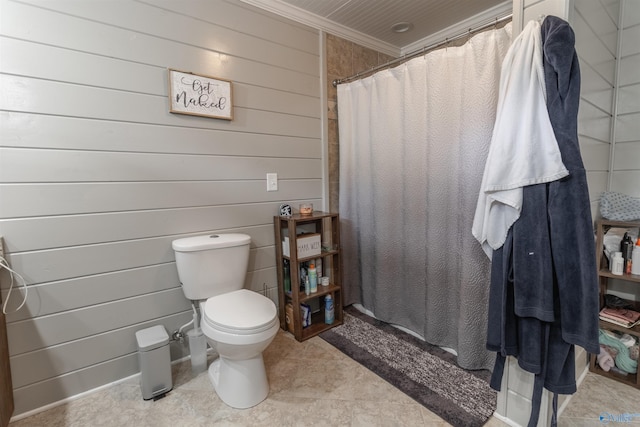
xmin=172 ymin=233 xmax=279 ymax=409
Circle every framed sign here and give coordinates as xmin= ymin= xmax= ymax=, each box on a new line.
xmin=168 ymin=69 xmax=233 ymax=120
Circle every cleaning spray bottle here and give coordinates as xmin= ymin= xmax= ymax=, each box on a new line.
xmin=324 ymin=294 xmax=334 ymax=324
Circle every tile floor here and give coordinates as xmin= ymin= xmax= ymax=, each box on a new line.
xmin=8 ymin=330 xmax=640 ymax=426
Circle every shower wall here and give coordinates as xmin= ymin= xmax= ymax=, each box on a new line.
xmin=517 ymin=0 xmax=640 ymax=217
xmin=574 ymin=0 xmax=640 ymax=219
xmin=574 ymin=0 xmax=640 ymax=302
xmin=574 ymin=0 xmax=619 ymax=218
xmin=325 ymin=34 xmax=395 ymax=212
xmin=610 ymin=1 xmax=640 ymax=197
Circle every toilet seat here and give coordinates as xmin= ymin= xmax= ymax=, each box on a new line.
xmin=203 ymin=289 xmax=277 ymax=335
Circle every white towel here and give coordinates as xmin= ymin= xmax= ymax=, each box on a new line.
xmin=472 ymin=20 xmax=568 ymax=258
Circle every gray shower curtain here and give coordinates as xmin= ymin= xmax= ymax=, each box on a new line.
xmin=337 ymin=23 xmax=512 ymax=370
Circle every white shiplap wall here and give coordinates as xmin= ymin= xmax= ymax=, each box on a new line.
xmin=0 ymin=0 xmax=321 ymax=416
xmin=611 ymin=0 xmax=640 ymax=196
xmin=574 ymin=0 xmax=619 ymax=217
xmin=574 ymin=0 xmax=640 ymax=203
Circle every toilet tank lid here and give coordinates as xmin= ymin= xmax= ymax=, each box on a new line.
xmin=172 ymin=233 xmax=251 ymax=252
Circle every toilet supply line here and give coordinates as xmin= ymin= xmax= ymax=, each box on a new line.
xmin=191 ymin=301 xmax=202 ymax=336
xmin=172 ymin=302 xmax=199 ymax=343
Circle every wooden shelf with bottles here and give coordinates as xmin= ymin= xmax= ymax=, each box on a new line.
xmin=588 ymin=219 xmax=640 ymax=389
xmin=273 ymin=211 xmax=343 ymax=341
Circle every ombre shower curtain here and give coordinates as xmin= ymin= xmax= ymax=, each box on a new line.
xmin=338 ymin=23 xmax=512 ymax=370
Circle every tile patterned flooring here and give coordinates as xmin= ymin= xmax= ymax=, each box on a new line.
xmin=8 ymin=330 xmax=640 ymax=426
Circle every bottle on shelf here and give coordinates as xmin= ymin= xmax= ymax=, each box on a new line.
xmin=612 ymin=252 xmax=624 ymax=276
xmin=308 ymin=263 xmax=317 ymax=293
xmin=300 ymin=263 xmax=307 ymax=291
xmin=621 ymin=233 xmax=633 ymax=274
xmin=283 ymin=260 xmax=291 ymax=294
xmin=632 ymin=237 xmax=640 ymax=275
xmin=305 ymin=276 xmax=310 ymax=295
xmin=325 ymin=294 xmax=334 ymax=324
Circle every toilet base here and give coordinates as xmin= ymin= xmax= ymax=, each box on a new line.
xmin=208 ymin=354 xmax=269 ymax=409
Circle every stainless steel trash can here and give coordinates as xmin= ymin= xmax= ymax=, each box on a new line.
xmin=135 ymin=325 xmax=172 ymax=400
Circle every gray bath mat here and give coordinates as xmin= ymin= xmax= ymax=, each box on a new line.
xmin=320 ymin=306 xmax=497 ymax=426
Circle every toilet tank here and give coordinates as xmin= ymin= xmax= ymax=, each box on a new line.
xmin=172 ymin=233 xmax=251 ymax=300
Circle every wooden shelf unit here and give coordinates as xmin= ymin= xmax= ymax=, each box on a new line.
xmin=273 ymin=211 xmax=343 ymax=341
xmin=589 ymin=219 xmax=640 ymax=389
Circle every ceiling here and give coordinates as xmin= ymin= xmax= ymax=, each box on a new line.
xmin=240 ymin=0 xmax=511 ymax=55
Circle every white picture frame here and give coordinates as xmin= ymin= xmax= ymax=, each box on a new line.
xmin=168 ymin=68 xmax=233 ymax=120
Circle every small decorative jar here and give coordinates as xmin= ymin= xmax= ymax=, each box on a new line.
xmin=299 ymin=203 xmax=313 ymax=216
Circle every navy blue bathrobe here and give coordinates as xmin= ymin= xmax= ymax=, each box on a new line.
xmin=486 ymin=16 xmax=600 ymax=427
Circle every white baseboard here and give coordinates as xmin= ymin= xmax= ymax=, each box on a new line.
xmin=9 ymin=354 xmax=199 ymax=423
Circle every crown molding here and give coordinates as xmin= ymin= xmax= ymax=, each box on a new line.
xmin=238 ymin=0 xmax=401 ymax=57
xmin=400 ymin=1 xmax=512 ymax=55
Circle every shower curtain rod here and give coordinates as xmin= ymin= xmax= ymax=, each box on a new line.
xmin=332 ymin=13 xmax=512 ymax=87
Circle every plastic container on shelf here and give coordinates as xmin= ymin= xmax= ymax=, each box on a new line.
xmin=612 ymin=252 xmax=624 ymax=275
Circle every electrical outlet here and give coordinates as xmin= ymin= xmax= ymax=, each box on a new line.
xmin=266 ymin=173 xmax=278 ymax=192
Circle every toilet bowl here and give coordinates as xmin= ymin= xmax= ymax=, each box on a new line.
xmin=200 ymin=289 xmax=279 ymax=409
xmin=171 ymin=233 xmax=279 ymax=409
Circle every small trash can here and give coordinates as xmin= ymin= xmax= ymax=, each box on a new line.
xmin=135 ymin=325 xmax=172 ymax=400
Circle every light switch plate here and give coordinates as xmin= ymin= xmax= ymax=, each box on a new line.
xmin=267 ymin=173 xmax=278 ymax=191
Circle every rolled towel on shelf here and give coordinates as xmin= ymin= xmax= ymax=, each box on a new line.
xmin=597 ymin=346 xmax=615 ymax=372
xmin=598 ymin=329 xmax=638 ymax=374
xmin=603 ymin=344 xmax=619 ymax=359
xmin=620 ymin=333 xmax=637 ymax=348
